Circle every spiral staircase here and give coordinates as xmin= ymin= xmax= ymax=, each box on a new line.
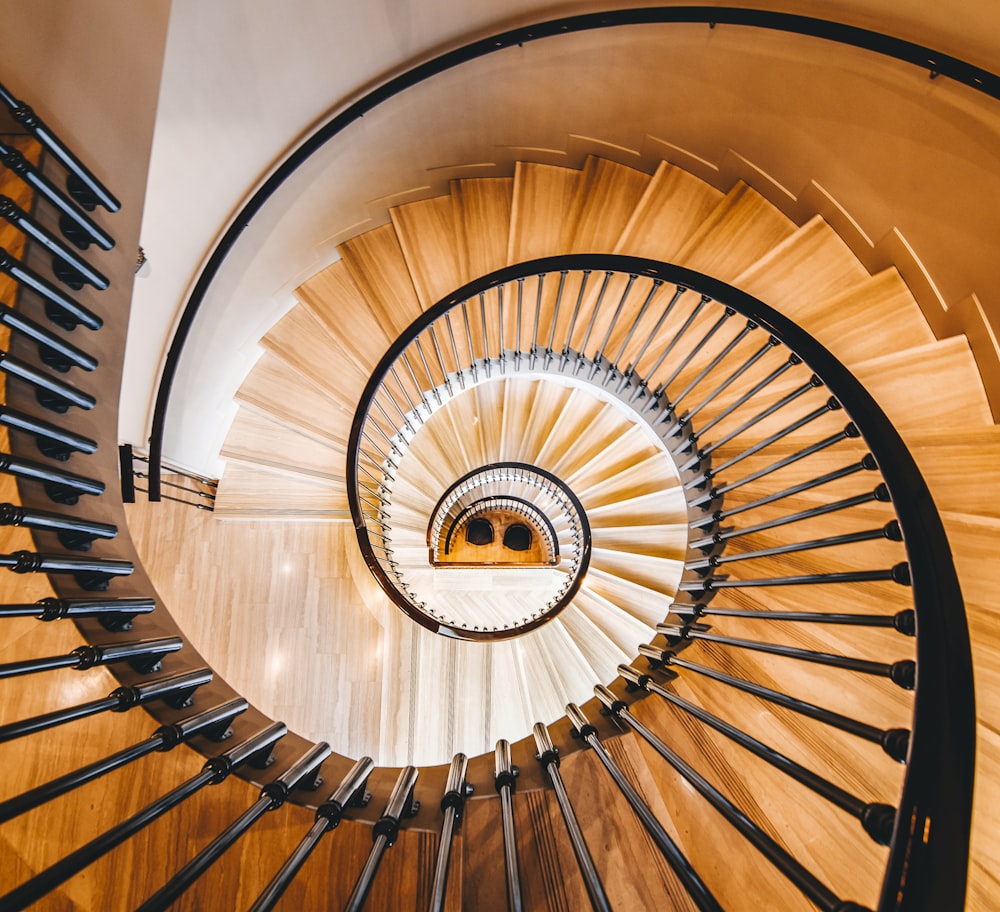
xmin=1 ymin=11 xmax=999 ymax=912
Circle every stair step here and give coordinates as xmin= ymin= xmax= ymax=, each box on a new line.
xmin=234 ymin=351 xmax=353 ymax=447
xmin=574 ymin=454 xmax=682 ymax=510
xmin=733 ymin=215 xmax=871 ymax=316
xmin=573 ymin=585 xmax=653 ymax=658
xmin=616 ymin=160 xmax=725 ymax=260
xmin=563 ymin=156 xmax=651 ymax=253
xmin=675 ymin=182 xmax=798 ymax=281
xmin=261 ymin=302 xmax=369 ymax=410
xmin=215 ymin=461 xmax=349 ymax=517
xmin=589 ymin=548 xmax=683 ymax=597
xmin=591 ymin=524 xmax=688 ymax=560
xmin=221 ymin=407 xmax=345 ymax=481
xmin=294 ymin=258 xmax=393 ymax=372
xmin=905 ymin=428 xmax=1000 ymax=520
xmin=796 ymin=267 xmax=936 ymax=365
xmin=339 ymin=222 xmax=423 ymax=336
xmin=508 ymin=162 xmax=581 ymax=262
xmin=453 ymin=176 xmax=514 ymax=277
xmin=585 ymin=566 xmax=674 ymax=627
xmin=850 ymin=335 xmax=993 ymax=433
xmin=559 ymin=602 xmax=632 ymax=678
xmin=391 ymin=194 xmax=464 ymax=307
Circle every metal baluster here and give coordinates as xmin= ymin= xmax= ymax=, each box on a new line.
xmin=606 ymin=278 xmax=661 ymax=385
xmin=0 ymin=451 xmax=105 ymax=503
xmin=591 ymin=272 xmax=636 ymax=380
xmin=494 ymin=739 xmax=523 ymax=912
xmin=0 ymin=350 xmax=95 ymax=410
xmin=530 ymin=274 xmax=545 ymax=368
xmin=688 ymin=522 xmax=902 ymax=571
xmin=137 ymin=743 xmax=332 ymax=912
xmin=0 ymin=195 xmax=108 ymax=288
xmin=565 ymin=703 xmax=722 ymax=912
xmin=428 ymin=753 xmax=473 ymax=912
xmin=693 ymin=354 xmax=802 ymax=438
xmin=533 ymin=724 xmax=612 ymax=912
xmin=689 ymin=454 xmax=876 ymax=530
xmin=594 ymin=685 xmax=872 ymax=911
xmin=683 ymin=397 xmax=843 ymax=490
xmin=0 ymin=405 xmax=97 ymax=460
xmin=633 ymin=656 xmax=910 ymax=762
xmin=0 ymin=634 xmax=181 ymax=681
xmin=672 ymin=606 xmax=915 ymax=634
xmin=444 ymin=312 xmax=466 ymax=390
xmin=623 ymin=283 xmax=686 ymax=394
xmin=0 ymin=723 xmax=286 ymax=912
xmin=0 ymin=83 xmax=120 ymax=212
xmin=0 ymin=247 xmax=103 ymax=329
xmin=575 ymin=271 xmax=612 ymax=375
xmin=560 ymin=270 xmax=590 ymax=368
xmin=0 ymin=667 xmax=213 ymax=743
xmin=653 ymin=306 xmax=736 ymax=397
xmin=0 ymin=502 xmax=114 ymax=549
xmin=689 ymin=424 xmax=862 ymax=510
xmin=0 ymin=138 xmax=114 ymax=249
xmin=669 ymin=319 xmax=757 ymax=408
xmin=0 ymin=596 xmax=155 ymax=631
xmin=0 ymin=698 xmax=245 ymax=824
xmin=637 ymin=294 xmax=710 ymax=400
xmin=344 ymin=765 xmax=420 ymax=912
xmin=0 ymin=302 xmax=98 ymax=372
xmin=250 ymin=756 xmax=375 ymax=912
xmin=650 ymin=625 xmax=915 ymax=686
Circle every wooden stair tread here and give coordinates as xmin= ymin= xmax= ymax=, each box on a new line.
xmin=221 ymin=407 xmax=345 ymax=481
xmin=563 ymin=156 xmax=652 ymax=253
xmin=338 ymin=222 xmax=423 ymax=336
xmin=733 ymin=215 xmax=871 ymax=315
xmin=797 ymin=267 xmax=936 ymax=365
xmin=261 ymin=302 xmax=369 ymax=409
xmin=850 ymin=335 xmax=993 ymax=432
xmin=391 ymin=194 xmax=464 ymax=307
xmin=453 ymin=176 xmax=514 ymax=278
xmin=508 ymin=162 xmax=580 ymax=263
xmin=294 ymin=258 xmax=392 ymax=371
xmin=589 ymin=547 xmax=684 ymax=595
xmin=585 ymin=566 xmax=675 ymax=627
xmin=235 ymin=351 xmax=352 ymax=446
xmin=590 ymin=525 xmax=689 ymax=559
xmin=215 ymin=462 xmax=349 ymax=516
xmin=674 ymin=182 xmax=798 ymax=281
xmin=616 ymin=161 xmax=725 ymax=260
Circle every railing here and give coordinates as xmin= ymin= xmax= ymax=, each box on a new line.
xmin=0 ymin=82 xmax=975 ymax=911
xmin=341 ymin=255 xmax=973 ymax=910
xmin=362 ymin=460 xmax=593 ymax=637
xmin=119 ymin=443 xmax=217 ymax=511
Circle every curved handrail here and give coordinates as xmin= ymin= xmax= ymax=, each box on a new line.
xmin=347 ymin=254 xmax=973 ymax=911
xmin=146 ymin=6 xmax=1000 ymax=501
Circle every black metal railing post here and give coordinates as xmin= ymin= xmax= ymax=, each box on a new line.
xmin=533 ymin=723 xmax=612 ymax=912
xmin=344 ymin=765 xmax=420 ymax=912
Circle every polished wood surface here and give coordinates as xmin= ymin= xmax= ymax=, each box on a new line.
xmin=117 ymin=151 xmax=1000 ymax=908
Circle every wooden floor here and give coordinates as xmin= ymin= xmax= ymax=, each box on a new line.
xmin=123 ymin=495 xmax=390 ymax=763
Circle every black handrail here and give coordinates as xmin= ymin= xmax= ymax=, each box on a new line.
xmin=0 ymin=81 xmax=120 ymax=212
xmin=343 ymin=253 xmax=970 ymax=910
xmin=0 ymin=721 xmax=283 ymax=912
xmin=146 ymin=6 xmax=1000 ymax=502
